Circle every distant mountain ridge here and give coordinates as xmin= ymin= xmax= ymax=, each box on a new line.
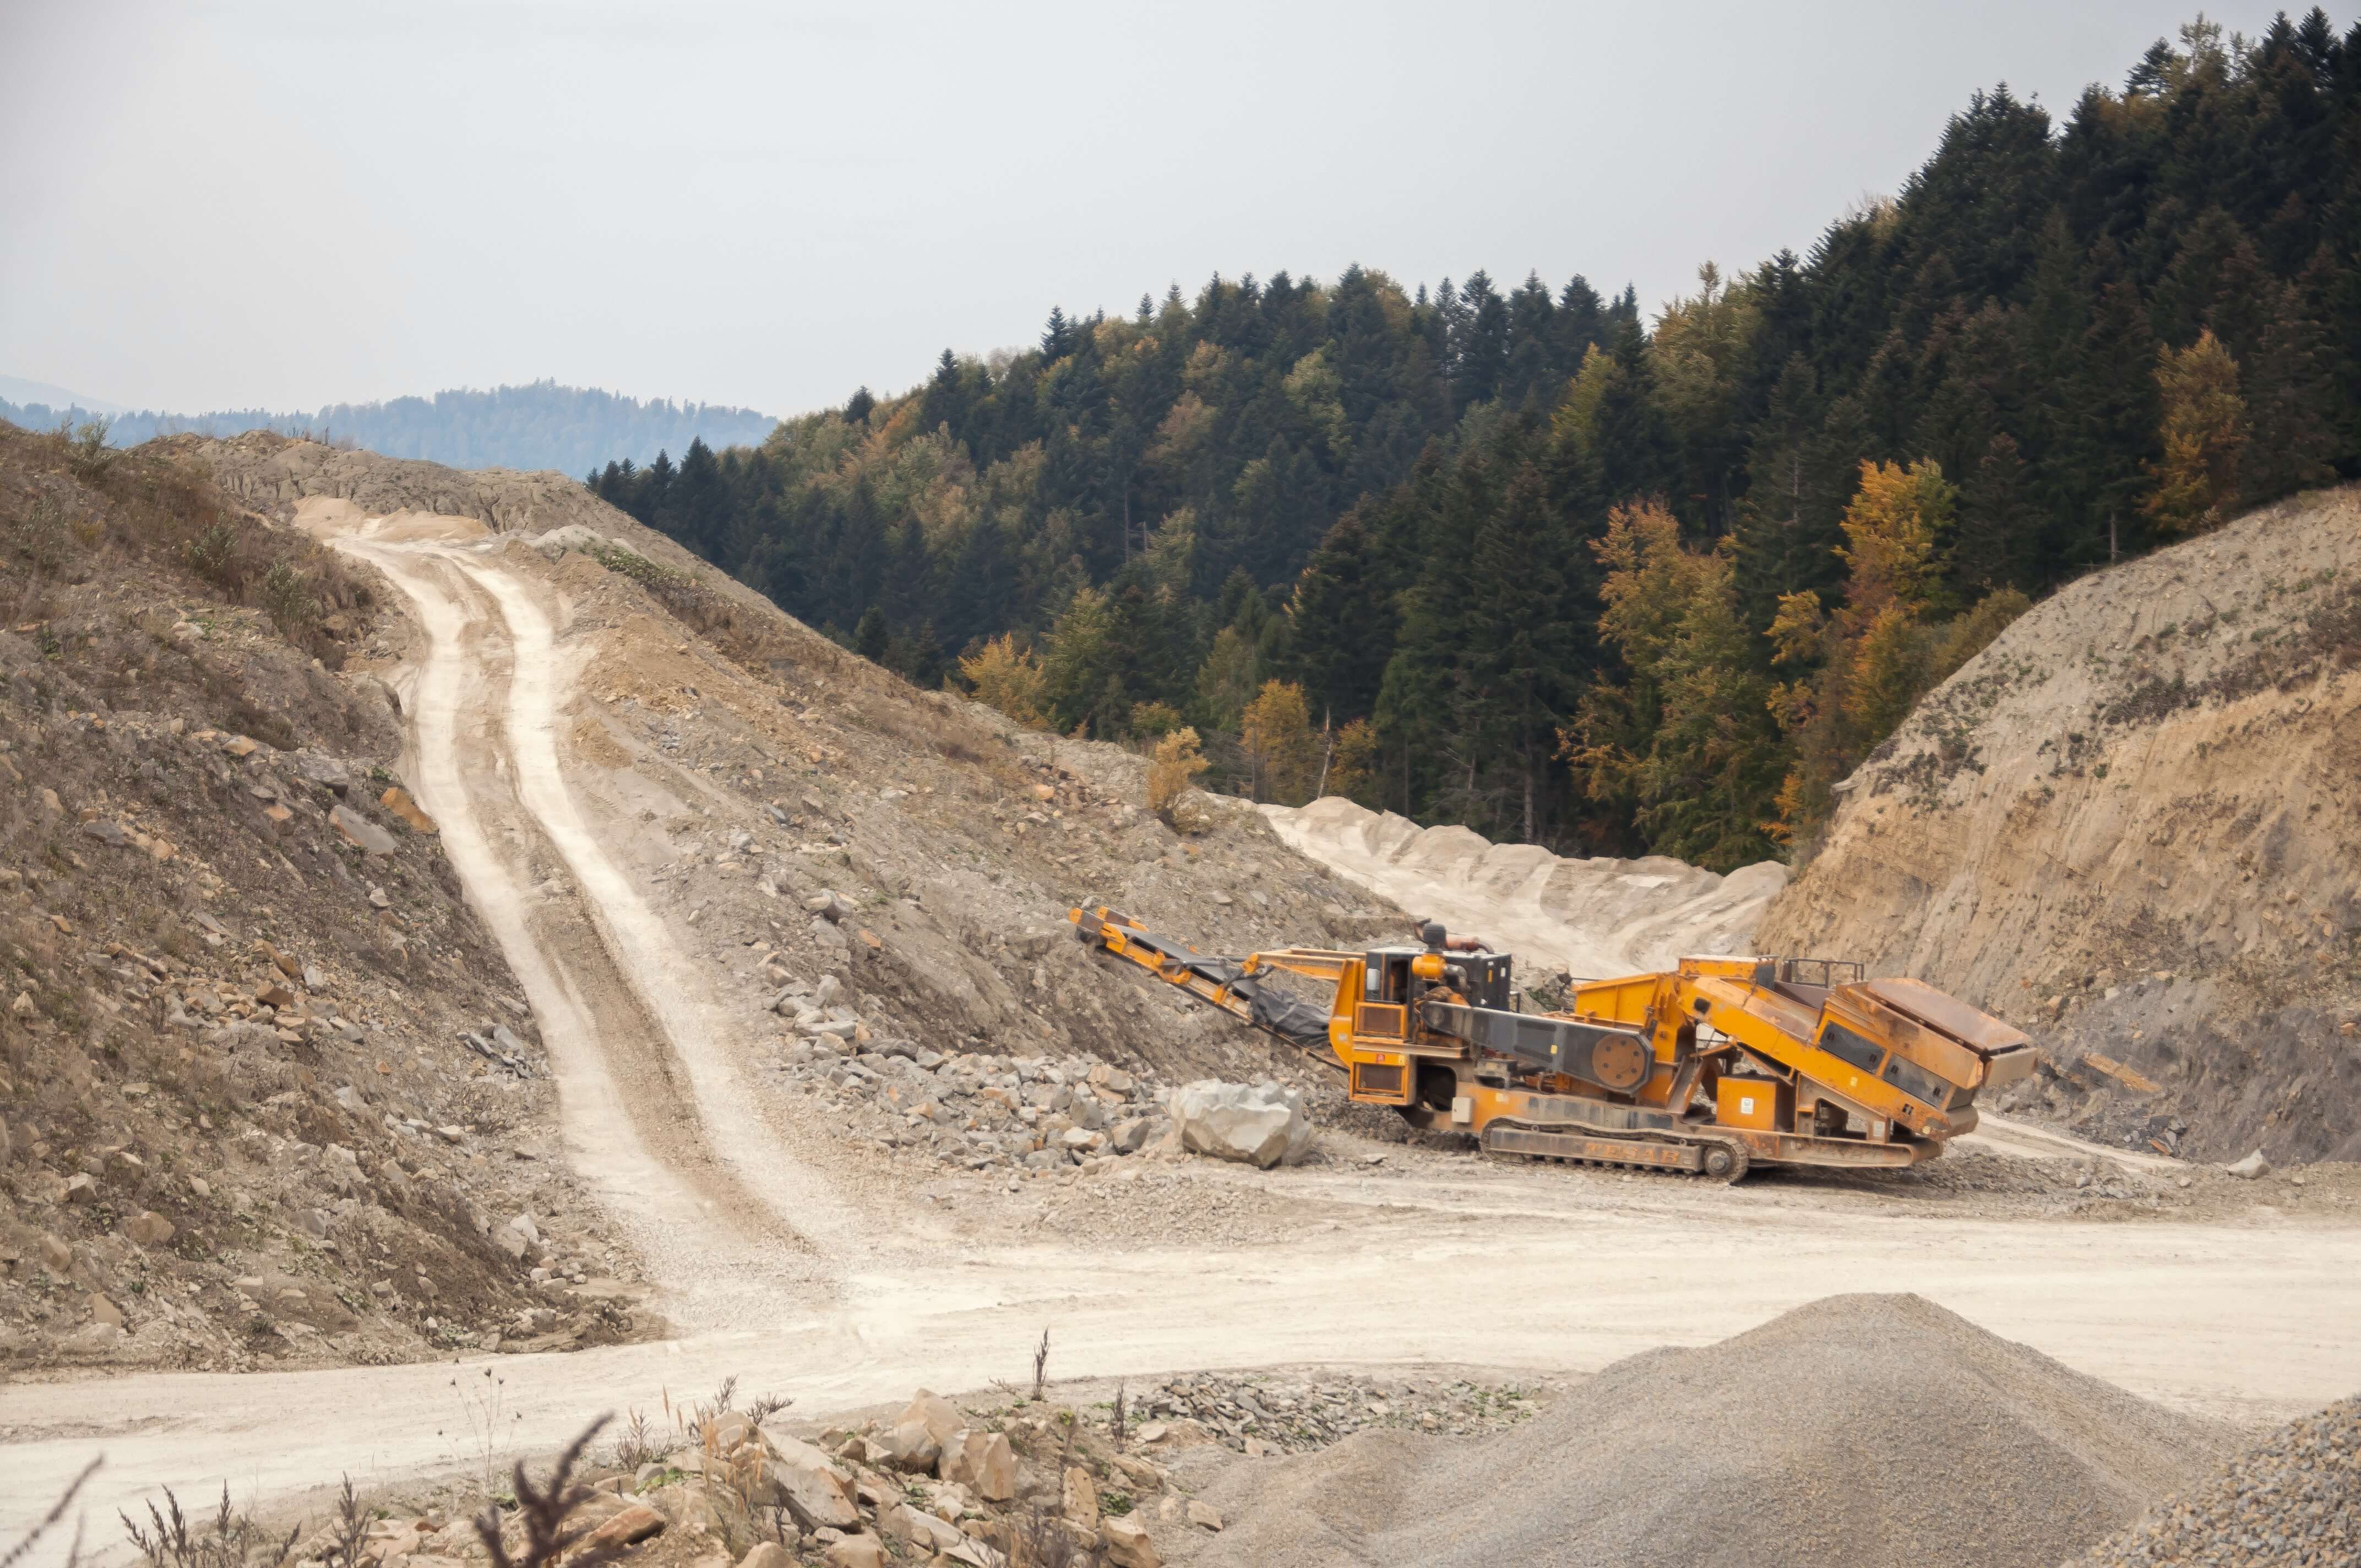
xmin=0 ymin=379 xmax=776 ymax=476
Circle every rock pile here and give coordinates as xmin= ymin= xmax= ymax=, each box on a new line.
xmin=349 ymin=1387 xmax=1200 ymax=1568
xmin=2065 ymin=1395 xmax=2357 ymax=1567
xmin=1134 ymin=1371 xmax=1546 ymax=1455
xmin=766 ymin=1031 xmax=1177 ymax=1175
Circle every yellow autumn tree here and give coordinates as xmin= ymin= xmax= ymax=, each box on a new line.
xmin=1767 ymin=458 xmax=1959 ymax=842
xmin=1324 ymin=717 xmax=1382 ymax=806
xmin=1239 ymin=679 xmax=1319 ymax=804
xmin=2141 ymin=329 xmax=2248 ymax=535
xmin=1834 ymin=458 xmax=1952 ymax=628
xmin=1146 ymin=726 xmax=1209 ymax=816
xmin=957 ymin=633 xmax=1046 ymax=728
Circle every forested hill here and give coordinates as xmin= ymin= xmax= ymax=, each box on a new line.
xmin=0 ymin=381 xmax=775 ymax=476
xmin=591 ymin=12 xmax=2361 ymax=870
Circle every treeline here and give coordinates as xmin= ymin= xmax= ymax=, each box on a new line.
xmin=1 ymin=381 xmax=776 ymax=476
xmin=594 ymin=13 xmax=2361 ymax=869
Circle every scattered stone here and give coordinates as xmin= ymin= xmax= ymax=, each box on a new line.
xmin=1185 ymin=1500 xmax=1222 ymax=1532
xmin=2225 ymin=1149 xmax=2272 ymax=1180
xmin=332 ymin=805 xmax=399 ymax=856
xmin=39 ymin=1235 xmax=72 ymax=1271
xmin=380 ymin=786 xmax=437 ymax=833
xmin=89 ymin=1293 xmax=126 ymax=1329
xmin=942 ymin=1430 xmax=1017 ymax=1502
xmin=820 ymin=1534 xmax=885 ymax=1568
xmin=883 ymin=1504 xmax=963 ymax=1554
xmin=124 ymin=1212 xmax=176 ymax=1247
xmin=578 ymin=1504 xmax=664 ymax=1554
xmin=1062 ymin=1466 xmax=1100 ymax=1529
xmin=64 ymin=1173 xmax=97 ymax=1204
xmin=1103 ymin=1516 xmax=1160 ymax=1568
xmin=760 ymin=1431 xmax=861 ymax=1529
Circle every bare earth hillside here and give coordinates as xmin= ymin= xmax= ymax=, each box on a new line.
xmin=0 ymin=427 xmax=630 ymax=1378
xmin=1762 ymin=484 xmax=2361 ymax=1163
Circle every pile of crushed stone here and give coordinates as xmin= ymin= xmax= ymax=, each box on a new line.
xmin=1136 ymin=1369 xmax=1548 ymax=1455
xmin=1182 ymin=1294 xmax=2227 ymax=1568
xmin=2064 ymin=1395 xmax=2357 ymax=1566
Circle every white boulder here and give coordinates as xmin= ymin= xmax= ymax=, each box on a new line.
xmin=1171 ymin=1080 xmax=1314 ymax=1169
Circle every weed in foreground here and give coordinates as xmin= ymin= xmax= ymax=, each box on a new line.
xmin=6 ymin=1456 xmax=101 ymax=1568
xmin=474 ymin=1416 xmax=620 ymax=1568
xmin=119 ymin=1480 xmax=298 ymax=1568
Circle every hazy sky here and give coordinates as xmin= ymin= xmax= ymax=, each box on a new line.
xmin=0 ymin=1 xmax=2299 ymax=418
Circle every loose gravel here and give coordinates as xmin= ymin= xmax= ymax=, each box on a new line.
xmin=1180 ymin=1293 xmax=2231 ymax=1568
xmin=2064 ymin=1396 xmax=2358 ymax=1567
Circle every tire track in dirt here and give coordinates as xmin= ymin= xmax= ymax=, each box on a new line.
xmin=347 ymin=540 xmax=834 ymax=1327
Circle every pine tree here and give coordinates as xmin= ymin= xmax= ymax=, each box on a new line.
xmin=1041 ymin=306 xmax=1074 ymax=361
xmin=853 ymin=606 xmax=890 ymax=663
xmin=2240 ymin=277 xmax=2339 ymax=505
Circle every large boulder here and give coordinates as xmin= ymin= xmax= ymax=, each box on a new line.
xmin=755 ymin=1430 xmax=860 ymax=1529
xmin=1103 ymin=1516 xmax=1161 ymax=1568
xmin=1171 ymin=1081 xmax=1314 ymax=1169
xmin=940 ymin=1429 xmax=1017 ymax=1501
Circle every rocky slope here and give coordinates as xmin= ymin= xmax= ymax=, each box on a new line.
xmin=0 ymin=426 xmax=630 ymax=1375
xmin=1760 ymin=484 xmax=2361 ymax=1164
xmin=173 ymin=428 xmax=614 ymax=535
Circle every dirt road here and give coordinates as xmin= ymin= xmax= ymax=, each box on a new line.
xmin=7 ymin=523 xmax=2359 ymax=1553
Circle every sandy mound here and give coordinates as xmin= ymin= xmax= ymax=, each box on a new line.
xmin=1184 ymin=1294 xmax=2227 ymax=1568
xmin=1260 ymin=796 xmax=1787 ymax=978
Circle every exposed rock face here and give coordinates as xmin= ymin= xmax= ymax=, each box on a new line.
xmin=1172 ymin=1081 xmax=1314 ymax=1169
xmin=1759 ymin=484 xmax=2361 ymax=1163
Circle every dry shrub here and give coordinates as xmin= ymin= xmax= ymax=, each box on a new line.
xmin=0 ymin=423 xmax=370 ymax=667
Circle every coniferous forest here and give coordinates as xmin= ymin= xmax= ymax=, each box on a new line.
xmin=591 ymin=14 xmax=2361 ymax=869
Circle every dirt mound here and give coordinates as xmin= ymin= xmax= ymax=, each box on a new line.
xmin=1261 ymin=796 xmax=1787 ymax=979
xmin=1184 ymin=1294 xmax=2228 ymax=1568
xmin=2066 ymin=1393 xmax=2358 ymax=1566
xmin=0 ymin=425 xmax=633 ymax=1375
xmin=171 ymin=429 xmax=614 ymax=535
xmin=1761 ymin=483 xmax=2361 ymax=1164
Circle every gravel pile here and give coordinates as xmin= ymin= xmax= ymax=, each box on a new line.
xmin=1186 ymin=1294 xmax=2229 ymax=1568
xmin=2064 ymin=1396 xmax=2357 ymax=1566
xmin=766 ymin=1026 xmax=1179 ymax=1174
xmin=1137 ymin=1370 xmax=1544 ymax=1455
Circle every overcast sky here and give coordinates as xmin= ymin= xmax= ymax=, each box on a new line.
xmin=0 ymin=0 xmax=2299 ymax=418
